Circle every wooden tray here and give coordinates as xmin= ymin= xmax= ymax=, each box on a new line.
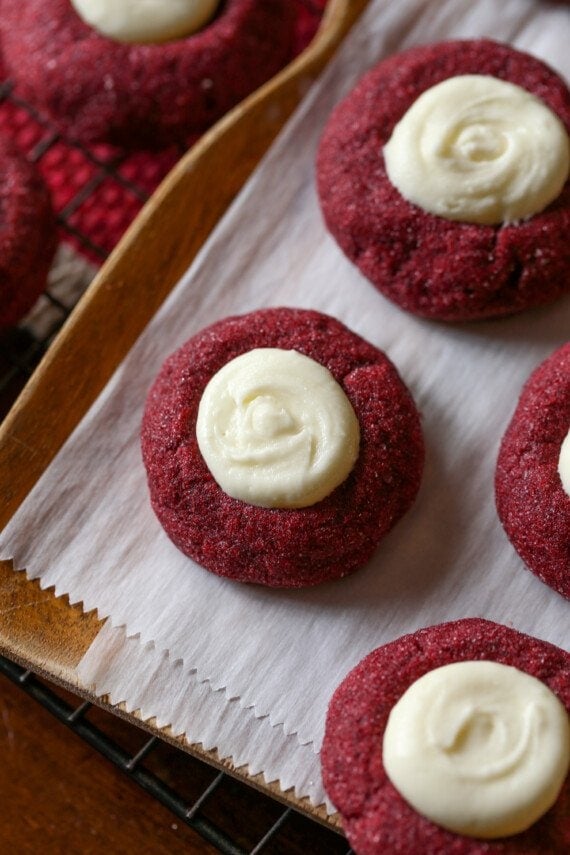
xmin=0 ymin=0 xmax=368 ymax=826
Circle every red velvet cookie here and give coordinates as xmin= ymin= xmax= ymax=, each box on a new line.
xmin=0 ymin=0 xmax=295 ymax=147
xmin=496 ymin=344 xmax=570 ymax=599
xmin=321 ymin=618 xmax=570 ymax=855
xmin=0 ymin=140 xmax=57 ymax=328
xmin=141 ymin=308 xmax=424 ymax=587
xmin=316 ymin=39 xmax=570 ymax=322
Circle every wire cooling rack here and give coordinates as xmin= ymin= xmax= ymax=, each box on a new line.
xmin=0 ymin=77 xmax=182 ymax=419
xmin=0 ymin=656 xmax=350 ymax=854
xmin=0 ymin=2 xmax=351 ymax=850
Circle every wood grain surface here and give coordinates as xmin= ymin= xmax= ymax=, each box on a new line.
xmin=0 ymin=675 xmax=219 ymax=854
xmin=0 ymin=672 xmax=348 ymax=853
xmin=0 ymin=0 xmax=368 ymax=832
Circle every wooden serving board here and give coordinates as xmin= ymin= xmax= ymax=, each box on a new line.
xmin=0 ymin=0 xmax=368 ymax=826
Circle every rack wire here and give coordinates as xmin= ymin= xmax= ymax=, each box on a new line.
xmin=0 ymin=2 xmax=352 ymax=850
xmin=0 ymin=77 xmax=182 ymax=418
xmin=0 ymin=656 xmax=350 ymax=854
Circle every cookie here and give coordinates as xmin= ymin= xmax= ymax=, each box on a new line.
xmin=0 ymin=0 xmax=295 ymax=147
xmin=0 ymin=140 xmax=57 ymax=328
xmin=316 ymin=39 xmax=570 ymax=322
xmin=141 ymin=308 xmax=424 ymax=587
xmin=321 ymin=618 xmax=570 ymax=854
xmin=496 ymin=344 xmax=570 ymax=599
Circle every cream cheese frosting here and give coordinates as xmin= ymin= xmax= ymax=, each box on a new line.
xmin=70 ymin=0 xmax=219 ymax=44
xmin=558 ymin=428 xmax=570 ymax=496
xmin=196 ymin=348 xmax=360 ymax=508
xmin=384 ymin=74 xmax=570 ymax=225
xmin=382 ymin=660 xmax=570 ymax=839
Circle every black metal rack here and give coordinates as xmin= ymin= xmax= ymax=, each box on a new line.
xmin=0 ymin=656 xmax=349 ymax=853
xmin=0 ymin=76 xmax=168 ymax=417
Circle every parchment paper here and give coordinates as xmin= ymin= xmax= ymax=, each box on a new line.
xmin=77 ymin=621 xmax=330 ymax=808
xmin=1 ymin=0 xmax=569 ymax=809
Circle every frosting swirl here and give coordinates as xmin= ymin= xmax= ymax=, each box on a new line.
xmin=196 ymin=348 xmax=360 ymax=508
xmin=382 ymin=661 xmax=570 ymax=838
xmin=70 ymin=0 xmax=219 ymax=44
xmin=384 ymin=75 xmax=570 ymax=225
xmin=558 ymin=428 xmax=570 ymax=496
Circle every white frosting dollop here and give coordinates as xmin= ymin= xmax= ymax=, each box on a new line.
xmin=382 ymin=661 xmax=570 ymax=839
xmin=70 ymin=0 xmax=219 ymax=44
xmin=558 ymin=428 xmax=570 ymax=496
xmin=384 ymin=74 xmax=570 ymax=225
xmin=196 ymin=348 xmax=360 ymax=508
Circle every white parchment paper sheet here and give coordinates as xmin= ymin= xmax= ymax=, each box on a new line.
xmin=1 ymin=0 xmax=569 ymax=806
xmin=77 ymin=621 xmax=331 ymax=808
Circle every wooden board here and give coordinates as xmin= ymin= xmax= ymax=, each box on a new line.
xmin=0 ymin=0 xmax=368 ymax=827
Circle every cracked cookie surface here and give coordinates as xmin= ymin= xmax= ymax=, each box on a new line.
xmin=316 ymin=39 xmax=570 ymax=322
xmin=321 ymin=618 xmax=570 ymax=854
xmin=496 ymin=344 xmax=570 ymax=599
xmin=0 ymin=0 xmax=295 ymax=147
xmin=141 ymin=307 xmax=424 ymax=587
xmin=0 ymin=139 xmax=57 ymax=328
